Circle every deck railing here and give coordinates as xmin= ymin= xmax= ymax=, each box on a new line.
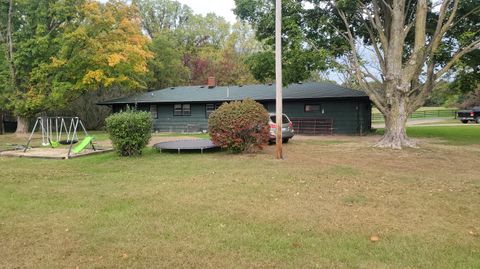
xmin=290 ymin=118 xmax=334 ymax=135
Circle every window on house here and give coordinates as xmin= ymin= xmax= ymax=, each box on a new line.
xmin=305 ymin=104 xmax=321 ymax=112
xmin=150 ymin=105 xmax=158 ymax=119
xmin=182 ymin=104 xmax=191 ymax=116
xmin=205 ymin=103 xmax=221 ymax=118
xmin=174 ymin=104 xmax=191 ymax=116
xmin=137 ymin=105 xmax=149 ymax=112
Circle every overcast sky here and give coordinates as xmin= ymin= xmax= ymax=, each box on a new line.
xmin=176 ymin=0 xmax=237 ymax=23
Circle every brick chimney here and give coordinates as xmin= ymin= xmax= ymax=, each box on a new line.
xmin=207 ymin=77 xmax=216 ymax=88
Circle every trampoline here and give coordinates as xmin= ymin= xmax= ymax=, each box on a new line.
xmin=153 ymin=139 xmax=220 ymax=154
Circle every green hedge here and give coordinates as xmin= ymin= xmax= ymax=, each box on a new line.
xmin=208 ymin=99 xmax=269 ymax=153
xmin=105 ymin=109 xmax=152 ymax=156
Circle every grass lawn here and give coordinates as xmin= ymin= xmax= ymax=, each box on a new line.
xmin=376 ymin=125 xmax=480 ymax=145
xmin=1 ymin=129 xmax=480 ymax=268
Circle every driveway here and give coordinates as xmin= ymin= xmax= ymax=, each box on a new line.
xmin=372 ymin=118 xmax=465 ymax=128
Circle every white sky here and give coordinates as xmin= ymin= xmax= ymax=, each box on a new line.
xmin=176 ymin=0 xmax=237 ymax=23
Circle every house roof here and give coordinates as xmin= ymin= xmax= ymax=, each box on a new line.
xmin=98 ymin=82 xmax=368 ymax=105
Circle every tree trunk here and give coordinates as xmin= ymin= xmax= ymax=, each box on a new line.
xmin=0 ymin=112 xmax=4 ymax=134
xmin=375 ymin=95 xmax=418 ymax=149
xmin=15 ymin=116 xmax=29 ymax=135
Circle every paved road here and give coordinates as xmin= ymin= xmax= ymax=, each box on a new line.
xmin=372 ymin=118 xmax=470 ymax=128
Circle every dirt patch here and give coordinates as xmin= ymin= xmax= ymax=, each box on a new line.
xmin=0 ymin=147 xmax=113 ymax=159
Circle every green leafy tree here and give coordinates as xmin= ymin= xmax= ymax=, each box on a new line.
xmin=0 ymin=0 xmax=83 ymax=133
xmin=439 ymin=0 xmax=480 ymax=96
xmin=135 ymin=0 xmax=260 ymax=87
xmin=188 ymin=29 xmax=258 ymax=86
xmin=0 ymin=0 xmax=152 ymax=134
xmin=133 ymin=0 xmax=193 ymax=38
xmin=235 ymin=0 xmax=480 ymax=149
xmin=235 ymin=0 xmax=330 ymax=84
xmin=147 ymin=31 xmax=190 ymax=89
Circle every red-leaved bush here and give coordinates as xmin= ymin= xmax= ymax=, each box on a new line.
xmin=208 ymin=99 xmax=270 ymax=153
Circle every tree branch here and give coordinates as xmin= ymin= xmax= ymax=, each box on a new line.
xmin=360 ymin=15 xmax=386 ymax=73
xmin=376 ymin=0 xmax=393 ymax=14
xmin=449 ymin=5 xmax=480 ymax=29
xmin=434 ymin=39 xmax=480 ymax=80
xmin=335 ymin=4 xmax=387 ymax=114
xmin=408 ymin=62 xmax=436 ymax=114
xmin=402 ymin=0 xmax=427 ymax=83
xmin=6 ymin=0 xmax=16 ymax=90
xmin=369 ymin=1 xmax=390 ymax=54
xmin=428 ymin=0 xmax=459 ymax=55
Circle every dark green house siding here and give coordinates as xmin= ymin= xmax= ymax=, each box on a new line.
xmin=112 ymin=98 xmax=371 ymax=135
xmin=156 ymin=103 xmax=210 ymax=132
xmin=104 ymin=82 xmax=372 ymax=135
xmin=265 ymin=100 xmax=371 ymax=134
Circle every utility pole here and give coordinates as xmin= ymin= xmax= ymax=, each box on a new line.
xmin=275 ymin=0 xmax=283 ymax=159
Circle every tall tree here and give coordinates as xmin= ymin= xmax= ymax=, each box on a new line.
xmin=0 ymin=0 xmax=152 ymax=134
xmin=136 ymin=0 xmax=259 ymax=87
xmin=235 ymin=0 xmax=480 ymax=149
xmin=133 ymin=0 xmax=192 ymax=38
xmin=237 ymin=0 xmax=329 ymax=84
xmin=147 ymin=30 xmax=190 ymax=89
xmin=441 ymin=1 xmax=480 ymax=96
xmin=0 ymin=43 xmax=9 ymax=134
xmin=0 ymin=0 xmax=82 ymax=133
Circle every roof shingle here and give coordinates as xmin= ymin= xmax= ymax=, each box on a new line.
xmin=98 ymin=82 xmax=368 ymax=105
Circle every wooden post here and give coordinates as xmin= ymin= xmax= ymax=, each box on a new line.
xmin=275 ymin=0 xmax=283 ymax=159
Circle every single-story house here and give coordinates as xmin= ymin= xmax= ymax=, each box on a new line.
xmin=98 ymin=82 xmax=372 ymax=135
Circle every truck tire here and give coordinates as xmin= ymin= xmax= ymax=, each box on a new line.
xmin=461 ymin=120 xmax=468 ymax=124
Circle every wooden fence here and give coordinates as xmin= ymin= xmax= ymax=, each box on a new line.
xmin=372 ymin=109 xmax=458 ymax=122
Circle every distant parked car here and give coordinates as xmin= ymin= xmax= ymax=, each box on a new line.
xmin=457 ymin=106 xmax=480 ymax=124
xmin=268 ymin=113 xmax=294 ymax=143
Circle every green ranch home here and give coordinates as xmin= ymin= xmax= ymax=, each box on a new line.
xmin=98 ymin=82 xmax=372 ymax=135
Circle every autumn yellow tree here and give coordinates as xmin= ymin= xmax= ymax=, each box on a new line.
xmin=0 ymin=0 xmax=152 ymax=134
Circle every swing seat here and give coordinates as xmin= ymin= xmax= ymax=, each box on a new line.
xmin=50 ymin=141 xmax=60 ymax=148
xmin=58 ymin=139 xmax=78 ymax=145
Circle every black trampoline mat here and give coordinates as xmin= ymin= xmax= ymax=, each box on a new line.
xmin=153 ymin=139 xmax=219 ymax=153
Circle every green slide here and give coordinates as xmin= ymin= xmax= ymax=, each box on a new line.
xmin=73 ymin=136 xmax=94 ymax=154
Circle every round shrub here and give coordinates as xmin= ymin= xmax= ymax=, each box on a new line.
xmin=208 ymin=99 xmax=270 ymax=153
xmin=105 ymin=109 xmax=153 ymax=156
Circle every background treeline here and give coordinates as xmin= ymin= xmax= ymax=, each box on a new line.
xmin=0 ymin=0 xmax=261 ymax=130
xmin=0 ymin=0 xmax=478 ymax=132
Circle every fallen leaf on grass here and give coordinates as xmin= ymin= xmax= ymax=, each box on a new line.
xmin=370 ymin=235 xmax=380 ymax=242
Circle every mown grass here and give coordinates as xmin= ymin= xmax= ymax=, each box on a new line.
xmin=1 ymin=131 xmax=480 ymax=268
xmin=376 ymin=125 xmax=480 ymax=145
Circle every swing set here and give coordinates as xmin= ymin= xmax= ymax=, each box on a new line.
xmin=24 ymin=116 xmax=96 ymax=158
